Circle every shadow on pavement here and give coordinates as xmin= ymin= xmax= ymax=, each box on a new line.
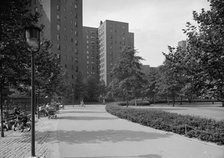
xmin=60 ymin=110 xmax=105 ymax=114
xmin=57 ymin=116 xmax=117 ymax=121
xmin=40 ymin=129 xmax=171 ymax=144
xmin=71 ymin=154 xmax=162 ymax=158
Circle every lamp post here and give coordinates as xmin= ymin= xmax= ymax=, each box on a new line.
xmin=25 ymin=25 xmax=40 ymax=157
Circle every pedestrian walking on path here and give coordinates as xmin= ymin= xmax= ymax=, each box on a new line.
xmin=80 ymin=99 xmax=85 ymax=108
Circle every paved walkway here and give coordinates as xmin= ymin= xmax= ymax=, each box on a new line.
xmin=49 ymin=105 xmax=224 ymax=158
xmin=1 ymin=105 xmax=224 ymax=158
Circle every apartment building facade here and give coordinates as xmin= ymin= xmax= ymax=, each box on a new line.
xmin=82 ymin=26 xmax=99 ymax=80
xmin=31 ymin=0 xmax=83 ymax=87
xmin=98 ymin=20 xmax=134 ymax=86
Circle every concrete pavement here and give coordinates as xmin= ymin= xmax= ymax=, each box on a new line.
xmin=48 ymin=105 xmax=224 ymax=158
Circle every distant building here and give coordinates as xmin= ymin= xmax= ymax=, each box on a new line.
xmin=98 ymin=20 xmax=134 ymax=85
xmin=82 ymin=26 xmax=99 ymax=79
xmin=31 ymin=0 xmax=83 ymax=88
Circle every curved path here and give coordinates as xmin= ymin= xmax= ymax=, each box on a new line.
xmin=47 ymin=105 xmax=224 ymax=158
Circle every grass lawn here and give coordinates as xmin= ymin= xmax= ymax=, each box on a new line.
xmin=131 ymin=102 xmax=224 ymax=121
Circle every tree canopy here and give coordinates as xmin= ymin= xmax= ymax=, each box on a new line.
xmin=108 ymin=47 xmax=147 ymax=106
xmin=0 ymin=0 xmax=64 ymax=101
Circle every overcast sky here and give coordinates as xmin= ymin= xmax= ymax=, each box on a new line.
xmin=83 ymin=0 xmax=210 ymax=67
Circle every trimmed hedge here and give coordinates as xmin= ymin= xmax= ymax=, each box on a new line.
xmin=106 ymin=103 xmax=224 ymax=145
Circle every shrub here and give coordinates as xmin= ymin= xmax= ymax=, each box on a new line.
xmin=105 ymin=103 xmax=224 ymax=145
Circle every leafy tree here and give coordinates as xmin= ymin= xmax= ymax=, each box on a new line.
xmin=162 ymin=46 xmax=187 ymax=106
xmin=184 ymin=0 xmax=224 ymax=106
xmin=35 ymin=41 xmax=63 ymax=99
xmin=144 ymin=67 xmax=159 ymax=104
xmin=109 ymin=47 xmax=146 ymax=106
xmin=85 ymin=76 xmax=99 ymax=102
xmin=74 ymin=72 xmax=87 ymax=102
xmin=98 ymin=80 xmax=107 ymax=103
xmin=0 ymin=1 xmax=64 ymax=104
xmin=0 ymin=0 xmax=39 ymax=90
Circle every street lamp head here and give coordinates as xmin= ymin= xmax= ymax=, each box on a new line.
xmin=25 ymin=25 xmax=41 ymax=52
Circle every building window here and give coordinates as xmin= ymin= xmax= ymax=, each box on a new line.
xmin=57 ymin=24 xmax=60 ymax=31
xmin=35 ymin=7 xmax=38 ymax=13
xmin=76 ymin=66 xmax=78 ymax=72
xmin=57 ymin=54 xmax=61 ymax=59
xmin=75 ymin=40 xmax=78 ymax=46
xmin=74 ymin=22 xmax=77 ymax=27
xmin=57 ymin=14 xmax=60 ymax=20
xmin=57 ymin=5 xmax=60 ymax=11
xmin=57 ymin=34 xmax=60 ymax=40
xmin=57 ymin=44 xmax=60 ymax=50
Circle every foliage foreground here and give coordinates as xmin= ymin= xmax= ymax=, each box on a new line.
xmin=106 ymin=103 xmax=224 ymax=145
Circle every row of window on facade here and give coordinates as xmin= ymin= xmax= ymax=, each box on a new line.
xmin=56 ymin=44 xmax=79 ymax=55
xmin=56 ymin=36 xmax=78 ymax=44
xmin=57 ymin=23 xmax=78 ymax=32
xmin=56 ymin=2 xmax=78 ymax=12
xmin=109 ymin=24 xmax=126 ymax=30
xmin=86 ymin=60 xmax=95 ymax=64
xmin=109 ymin=35 xmax=126 ymax=41
xmin=86 ymin=35 xmax=97 ymax=39
xmin=86 ymin=45 xmax=96 ymax=50
xmin=87 ymin=71 xmax=96 ymax=75
xmin=86 ymin=65 xmax=95 ymax=70
xmin=65 ymin=64 xmax=79 ymax=72
xmin=86 ymin=54 xmax=96 ymax=59
xmin=86 ymin=40 xmax=95 ymax=44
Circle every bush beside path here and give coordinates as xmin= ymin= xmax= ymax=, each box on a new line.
xmin=106 ymin=103 xmax=224 ymax=145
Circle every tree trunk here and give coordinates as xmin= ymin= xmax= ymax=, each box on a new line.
xmin=167 ymin=94 xmax=169 ymax=105
xmin=180 ymin=96 xmax=183 ymax=105
xmin=172 ymin=93 xmax=175 ymax=107
xmin=0 ymin=83 xmax=4 ymax=137
xmin=126 ymin=99 xmax=129 ymax=107
xmin=153 ymin=94 xmax=156 ymax=104
xmin=126 ymin=95 xmax=129 ymax=107
xmin=219 ymin=87 xmax=224 ymax=107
